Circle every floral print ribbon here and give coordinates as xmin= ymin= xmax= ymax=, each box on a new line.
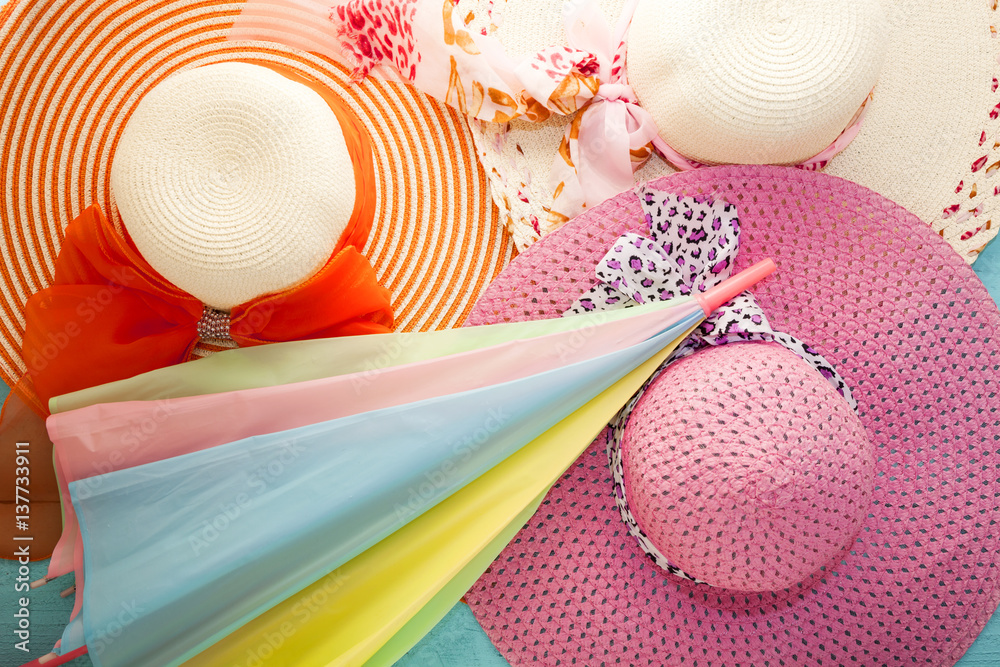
xmin=321 ymin=0 xmax=658 ymax=227
xmin=565 ymin=185 xmax=857 ymax=582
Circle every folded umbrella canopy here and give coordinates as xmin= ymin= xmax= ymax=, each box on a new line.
xmin=42 ymin=294 xmax=714 ymax=655
xmin=46 ymin=293 xmax=724 ymax=582
xmin=40 ymin=263 xmax=772 ymax=667
xmin=75 ymin=314 xmax=701 ymax=667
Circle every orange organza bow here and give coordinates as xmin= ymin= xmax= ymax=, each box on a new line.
xmin=20 ymin=61 xmax=393 ymax=410
xmin=21 ymin=205 xmax=393 ymax=408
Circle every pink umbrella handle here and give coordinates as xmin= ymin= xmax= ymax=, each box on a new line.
xmin=695 ymin=259 xmax=777 ymax=315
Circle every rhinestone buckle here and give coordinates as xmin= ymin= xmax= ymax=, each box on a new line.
xmin=196 ymin=306 xmax=232 ymax=342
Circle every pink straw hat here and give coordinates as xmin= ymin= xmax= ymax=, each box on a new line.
xmin=463 ymin=164 xmax=1000 ymax=666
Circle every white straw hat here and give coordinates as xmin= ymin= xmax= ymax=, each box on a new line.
xmin=111 ymin=62 xmax=358 ymax=310
xmin=466 ymin=0 xmax=1000 ymax=260
xmin=627 ymin=0 xmax=888 ymax=165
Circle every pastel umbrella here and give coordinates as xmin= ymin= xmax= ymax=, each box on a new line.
xmin=43 ymin=295 xmax=703 ymax=579
xmin=46 ymin=295 xmax=714 ymax=586
xmin=39 ymin=295 xmax=712 ymax=660
xmin=45 ymin=263 xmax=772 ymax=666
xmin=47 ymin=346 xmax=674 ymax=667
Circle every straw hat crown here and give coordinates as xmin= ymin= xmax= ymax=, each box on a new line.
xmin=627 ymin=0 xmax=890 ymax=165
xmin=110 ymin=62 xmax=357 ymax=310
xmin=623 ymin=342 xmax=875 ymax=592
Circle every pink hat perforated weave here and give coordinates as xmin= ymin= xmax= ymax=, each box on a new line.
xmin=464 ymin=165 xmax=1000 ymax=666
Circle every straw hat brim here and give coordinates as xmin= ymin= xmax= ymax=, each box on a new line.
xmin=472 ymin=0 xmax=1000 ymax=262
xmin=0 ymin=0 xmax=514 ymax=389
xmin=463 ymin=165 xmax=1000 ymax=666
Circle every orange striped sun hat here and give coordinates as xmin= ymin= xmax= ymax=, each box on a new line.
xmin=0 ymin=0 xmax=514 ymax=393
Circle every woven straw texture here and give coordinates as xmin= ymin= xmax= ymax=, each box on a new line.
xmin=628 ymin=0 xmax=887 ymax=166
xmin=825 ymin=0 xmax=1000 ymax=264
xmin=465 ymin=165 xmax=1000 ymax=666
xmin=111 ymin=62 xmax=358 ymax=310
xmin=0 ymin=0 xmax=514 ymax=388
xmin=469 ymin=0 xmax=1000 ymax=263
xmin=623 ymin=343 xmax=874 ymax=593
